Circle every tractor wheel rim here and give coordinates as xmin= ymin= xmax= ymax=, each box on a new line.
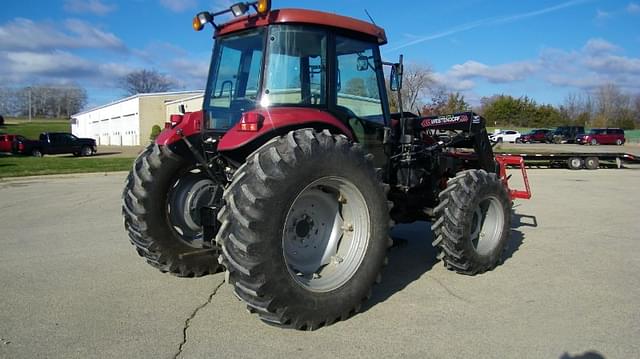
xmin=470 ymin=196 xmax=505 ymax=255
xmin=167 ymin=169 xmax=219 ymax=248
xmin=282 ymin=176 xmax=370 ymax=292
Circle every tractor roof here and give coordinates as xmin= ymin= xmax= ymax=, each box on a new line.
xmin=216 ymin=8 xmax=387 ymax=44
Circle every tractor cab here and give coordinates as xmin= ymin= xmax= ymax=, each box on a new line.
xmin=194 ymin=2 xmax=390 ymax=151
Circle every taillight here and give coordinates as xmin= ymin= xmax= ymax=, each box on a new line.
xmin=239 ymin=112 xmax=264 ymax=132
xmin=19 ymin=143 xmax=24 ymax=151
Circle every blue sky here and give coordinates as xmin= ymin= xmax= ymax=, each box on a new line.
xmin=1 ymin=0 xmax=639 ymax=109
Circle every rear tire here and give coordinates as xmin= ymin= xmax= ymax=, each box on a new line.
xmin=431 ymin=169 xmax=512 ymax=275
xmin=217 ymin=129 xmax=391 ymax=330
xmin=616 ymin=139 xmax=623 ymax=146
xmin=122 ymin=143 xmax=224 ymax=277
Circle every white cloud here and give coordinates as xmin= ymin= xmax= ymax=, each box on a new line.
xmin=595 ymin=9 xmax=612 ymax=20
xmin=583 ymin=38 xmax=619 ymax=54
xmin=433 ymin=38 xmax=640 ymax=96
xmin=0 ymin=50 xmax=133 ymax=86
xmin=627 ymin=2 xmax=640 ymax=14
xmin=0 ymin=18 xmax=126 ymax=52
xmin=159 ymin=0 xmax=198 ymax=13
xmin=448 ymin=60 xmax=538 ymax=83
xmin=64 ymin=0 xmax=116 ymax=16
xmin=584 ymin=54 xmax=640 ymax=74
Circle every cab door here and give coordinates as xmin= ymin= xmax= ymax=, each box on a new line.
xmin=332 ymin=35 xmax=388 ymax=167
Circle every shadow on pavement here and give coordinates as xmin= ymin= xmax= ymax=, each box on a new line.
xmin=363 ymin=211 xmax=536 ymax=312
xmin=362 ymin=221 xmax=438 ymax=312
xmin=503 ymin=211 xmax=536 ymax=264
xmin=560 ymin=351 xmax=605 ymax=359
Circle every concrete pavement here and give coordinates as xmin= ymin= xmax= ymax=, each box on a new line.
xmin=0 ymin=169 xmax=639 ymax=358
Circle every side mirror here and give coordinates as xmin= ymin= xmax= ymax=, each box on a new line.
xmin=356 ymin=55 xmax=369 ymax=71
xmin=390 ymin=63 xmax=402 ymax=91
xmin=178 ymin=104 xmax=186 ymax=114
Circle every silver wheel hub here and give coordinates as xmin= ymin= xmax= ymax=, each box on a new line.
xmin=470 ymin=196 xmax=505 ymax=255
xmin=167 ymin=170 xmax=219 ymax=248
xmin=283 ymin=177 xmax=369 ymax=292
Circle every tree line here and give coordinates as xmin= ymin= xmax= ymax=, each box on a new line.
xmin=388 ymin=64 xmax=640 ymax=130
xmin=0 ymin=69 xmax=174 ymax=120
xmin=0 ymin=85 xmax=87 ymax=118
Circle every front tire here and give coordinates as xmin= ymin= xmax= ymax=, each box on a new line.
xmin=431 ymin=169 xmax=512 ymax=275
xmin=122 ymin=143 xmax=224 ymax=277
xmin=32 ymin=148 xmax=42 ymax=157
xmin=217 ymin=129 xmax=391 ymax=330
xmin=81 ymin=146 xmax=93 ymax=156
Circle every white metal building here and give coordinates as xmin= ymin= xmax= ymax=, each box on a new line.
xmin=71 ymin=91 xmax=203 ymax=146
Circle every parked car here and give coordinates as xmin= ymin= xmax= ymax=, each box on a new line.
xmin=0 ymin=133 xmax=18 ymax=152
xmin=546 ymin=126 xmax=585 ymax=143
xmin=576 ymin=128 xmax=625 ymax=146
xmin=489 ymin=130 xmax=521 ymax=143
xmin=14 ymin=132 xmax=97 ymax=157
xmin=519 ymin=129 xmax=551 ymax=143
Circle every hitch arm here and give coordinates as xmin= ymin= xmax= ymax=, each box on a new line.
xmin=495 ymin=155 xmax=532 ymax=200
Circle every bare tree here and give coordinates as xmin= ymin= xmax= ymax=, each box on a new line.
xmin=593 ymin=84 xmax=634 ymax=128
xmin=401 ymin=64 xmax=435 ymax=113
xmin=386 ymin=63 xmax=435 ymax=113
xmin=0 ymin=85 xmax=86 ymax=118
xmin=119 ymin=69 xmax=176 ymax=96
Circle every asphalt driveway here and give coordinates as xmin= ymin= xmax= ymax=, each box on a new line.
xmin=0 ymin=169 xmax=638 ymax=358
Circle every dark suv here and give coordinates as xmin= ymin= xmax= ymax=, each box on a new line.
xmin=576 ymin=128 xmax=625 ymax=145
xmin=547 ymin=126 xmax=585 ymax=144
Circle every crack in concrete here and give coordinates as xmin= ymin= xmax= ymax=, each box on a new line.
xmin=173 ymin=279 xmax=225 ymax=359
xmin=427 ymin=275 xmax=470 ymax=303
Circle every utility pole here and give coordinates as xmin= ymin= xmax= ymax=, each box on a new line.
xmin=28 ymin=86 xmax=32 ymax=122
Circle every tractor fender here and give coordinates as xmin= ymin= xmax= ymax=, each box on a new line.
xmin=156 ymin=110 xmax=204 ymax=147
xmin=217 ymin=107 xmax=353 ymax=152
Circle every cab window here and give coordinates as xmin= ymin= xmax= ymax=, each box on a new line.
xmin=335 ymin=36 xmax=383 ymax=121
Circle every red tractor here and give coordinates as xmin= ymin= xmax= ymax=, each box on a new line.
xmin=123 ymin=0 xmax=530 ymax=330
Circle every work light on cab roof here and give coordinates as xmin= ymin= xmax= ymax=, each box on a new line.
xmin=192 ymin=0 xmax=271 ymax=31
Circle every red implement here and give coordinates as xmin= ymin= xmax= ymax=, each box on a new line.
xmin=495 ymin=155 xmax=532 ymax=200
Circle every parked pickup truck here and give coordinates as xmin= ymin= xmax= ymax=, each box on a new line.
xmin=0 ymin=133 xmax=18 ymax=153
xmin=14 ymin=132 xmax=97 ymax=157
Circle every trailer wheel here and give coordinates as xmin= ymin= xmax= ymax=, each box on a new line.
xmin=217 ymin=129 xmax=391 ymax=330
xmin=590 ymin=138 xmax=598 ymax=145
xmin=122 ymin=143 xmax=224 ymax=277
xmin=616 ymin=139 xmax=623 ymax=146
xmin=431 ymin=169 xmax=512 ymax=275
xmin=568 ymin=157 xmax=583 ymax=170
xmin=585 ymin=157 xmax=599 ymax=170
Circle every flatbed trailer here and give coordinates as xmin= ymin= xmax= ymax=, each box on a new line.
xmin=495 ymin=152 xmax=639 ymax=170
